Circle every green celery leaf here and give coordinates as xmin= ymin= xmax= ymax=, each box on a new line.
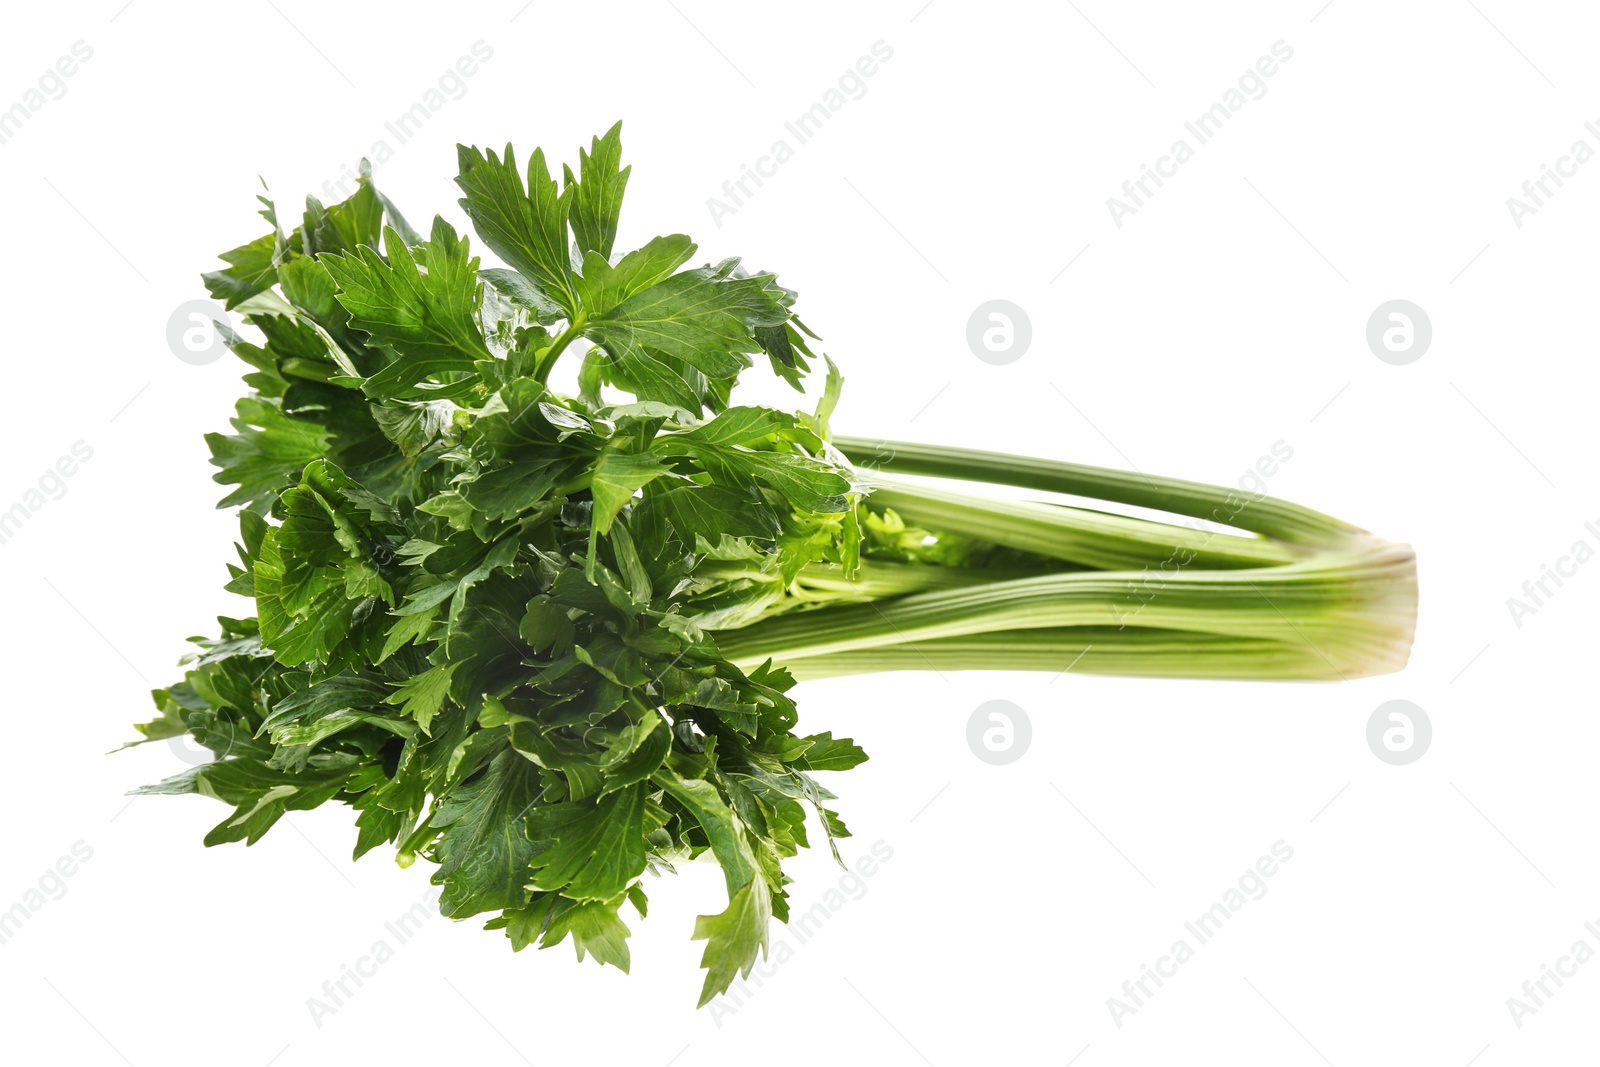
xmin=564 ymin=120 xmax=630 ymax=261
xmin=589 ymin=447 xmax=669 ymax=538
xmin=480 ymin=268 xmax=567 ymax=326
xmin=584 ymin=257 xmax=790 ymax=410
xmin=300 ymin=175 xmax=383 ymax=258
xmin=573 ymin=234 xmax=693 ymax=317
xmin=690 ymin=879 xmax=771 ymax=1007
xmin=370 ymin=398 xmax=455 ymax=457
xmin=525 ymin=782 xmax=648 ymax=901
xmin=657 ymin=431 xmax=850 ymax=515
xmin=455 ymin=143 xmax=577 ymax=316
xmin=798 ymin=731 xmax=869 ymax=771
xmin=256 ymin=673 xmax=391 ymax=745
xmin=541 ymin=897 xmax=633 ymax=971
xmin=206 ymin=396 xmax=330 ymax=512
xmin=383 ymin=661 xmax=459 ymax=732
xmin=430 ymin=750 xmax=542 ymax=918
xmin=321 ymin=217 xmax=490 ymax=400
xmin=653 ymin=768 xmax=757 ymax=896
xmin=203 ymin=229 xmax=282 ymax=309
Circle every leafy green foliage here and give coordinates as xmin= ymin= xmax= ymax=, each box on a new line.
xmin=320 ymin=217 xmax=490 ymax=400
xmin=455 ymin=142 xmax=578 ymax=316
xmin=565 ymin=121 xmax=630 ymax=261
xmin=136 ymin=127 xmax=869 ymax=1006
xmin=135 ymin=124 xmax=1418 ymax=1010
xmin=582 ymin=257 xmax=791 ymax=411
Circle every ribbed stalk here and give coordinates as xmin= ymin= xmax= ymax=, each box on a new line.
xmin=789 ymin=559 xmax=1057 ymax=599
xmin=833 ymin=436 xmax=1358 ymax=545
xmin=716 ymin=536 xmax=1414 ymax=680
xmin=706 ymin=439 xmax=1418 ymax=682
xmin=866 ymin=476 xmax=1301 ymax=570
xmin=774 ymin=628 xmax=1346 ymax=681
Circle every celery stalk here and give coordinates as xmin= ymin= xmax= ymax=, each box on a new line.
xmin=710 ymin=439 xmax=1417 ymax=682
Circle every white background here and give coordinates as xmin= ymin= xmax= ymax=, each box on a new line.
xmin=1 ymin=1 xmax=1595 ymax=1064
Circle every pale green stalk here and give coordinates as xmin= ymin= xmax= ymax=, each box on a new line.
xmin=708 ymin=439 xmax=1418 ymax=682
